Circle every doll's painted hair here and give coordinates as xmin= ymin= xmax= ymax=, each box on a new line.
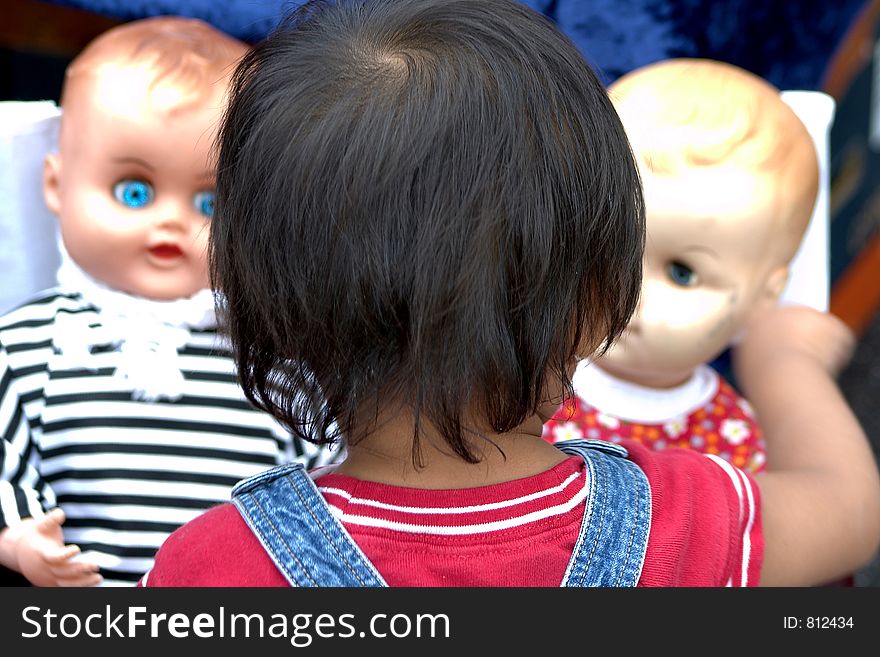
xmin=211 ymin=0 xmax=645 ymax=463
xmin=63 ymin=16 xmax=246 ymax=113
xmin=610 ymin=58 xmax=818 ymax=263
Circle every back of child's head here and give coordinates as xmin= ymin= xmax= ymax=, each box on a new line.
xmin=62 ymin=16 xmax=246 ymax=118
xmin=609 ymin=58 xmax=818 ymax=264
xmin=211 ymin=0 xmax=645 ymax=462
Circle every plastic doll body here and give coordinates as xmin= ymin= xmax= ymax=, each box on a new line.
xmin=544 ymin=59 xmax=819 ymax=473
xmin=43 ymin=58 xmax=222 ymax=300
xmin=41 ymin=13 xmax=244 ymax=301
xmin=0 ymin=17 xmax=333 ymax=587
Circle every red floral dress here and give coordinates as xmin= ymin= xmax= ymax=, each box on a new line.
xmin=544 ymin=375 xmax=766 ymax=473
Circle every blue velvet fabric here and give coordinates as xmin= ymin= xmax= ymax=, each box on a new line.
xmin=42 ymin=0 xmax=869 ymax=89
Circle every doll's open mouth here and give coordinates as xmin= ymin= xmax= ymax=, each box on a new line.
xmin=149 ymin=244 xmax=184 ymax=259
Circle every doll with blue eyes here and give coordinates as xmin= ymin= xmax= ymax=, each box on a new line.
xmin=0 ymin=16 xmax=334 ymax=587
xmin=544 ymin=59 xmax=819 ymax=474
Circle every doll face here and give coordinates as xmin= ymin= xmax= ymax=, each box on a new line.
xmin=597 ymin=163 xmax=785 ymax=387
xmin=44 ymin=64 xmax=223 ymax=300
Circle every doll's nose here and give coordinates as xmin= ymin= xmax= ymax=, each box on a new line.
xmin=625 ymin=288 xmax=647 ymax=335
xmin=155 ymin=218 xmax=185 ymax=235
xmin=154 ymin=208 xmax=190 ymax=233
xmin=626 ymin=314 xmax=643 ymax=336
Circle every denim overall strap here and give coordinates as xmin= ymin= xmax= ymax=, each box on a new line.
xmin=232 ymin=463 xmax=387 ymax=587
xmin=556 ymin=439 xmax=651 ymax=587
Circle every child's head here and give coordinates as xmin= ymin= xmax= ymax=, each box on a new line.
xmin=211 ymin=0 xmax=645 ymax=461
xmin=43 ymin=16 xmax=248 ymax=301
xmin=598 ymin=58 xmax=819 ymax=387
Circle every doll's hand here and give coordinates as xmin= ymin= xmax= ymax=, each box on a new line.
xmin=9 ymin=508 xmax=102 ymax=587
xmin=734 ymin=305 xmax=856 ymax=387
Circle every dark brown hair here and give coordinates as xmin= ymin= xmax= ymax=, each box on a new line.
xmin=211 ymin=0 xmax=645 ymax=463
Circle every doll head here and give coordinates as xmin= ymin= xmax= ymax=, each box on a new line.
xmin=597 ymin=58 xmax=819 ymax=388
xmin=43 ymin=17 xmax=247 ymax=301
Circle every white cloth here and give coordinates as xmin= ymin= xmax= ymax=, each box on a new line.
xmin=54 ymin=246 xmax=217 ymax=401
xmin=571 ymin=360 xmax=719 ymax=424
xmin=0 ymin=101 xmax=63 ymax=314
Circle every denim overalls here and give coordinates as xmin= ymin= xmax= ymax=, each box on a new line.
xmin=232 ymin=439 xmax=651 ymax=587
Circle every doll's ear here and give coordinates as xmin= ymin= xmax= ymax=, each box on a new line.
xmin=43 ymin=153 xmax=62 ymax=216
xmin=763 ymin=265 xmax=791 ymax=302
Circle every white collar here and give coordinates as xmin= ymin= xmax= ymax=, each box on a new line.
xmin=571 ymin=360 xmax=719 ymax=423
xmin=56 ymin=245 xmax=216 ymax=329
xmin=54 ymin=244 xmax=218 ymax=401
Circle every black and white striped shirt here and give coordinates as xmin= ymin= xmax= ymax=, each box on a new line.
xmin=0 ymin=290 xmax=338 ymax=586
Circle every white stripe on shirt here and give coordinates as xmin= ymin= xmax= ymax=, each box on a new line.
xmin=319 ymin=470 xmax=583 ymax=516
xmin=705 ymin=453 xmax=756 ymax=586
xmin=326 ymin=473 xmax=590 ymax=535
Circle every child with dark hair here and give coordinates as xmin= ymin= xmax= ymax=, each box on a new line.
xmin=143 ymin=0 xmax=880 ymax=587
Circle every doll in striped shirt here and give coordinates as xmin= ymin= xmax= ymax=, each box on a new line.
xmin=0 ymin=16 xmax=332 ymax=587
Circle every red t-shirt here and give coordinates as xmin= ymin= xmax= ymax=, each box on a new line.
xmin=141 ymin=440 xmax=763 ymax=587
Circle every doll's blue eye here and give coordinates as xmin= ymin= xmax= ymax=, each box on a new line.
xmin=667 ymin=261 xmax=697 ymax=286
xmin=112 ymin=179 xmax=154 ymax=209
xmin=193 ymin=191 xmax=214 ymax=219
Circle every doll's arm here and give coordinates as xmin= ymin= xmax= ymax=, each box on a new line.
xmin=0 ymin=508 xmax=101 ymax=586
xmin=0 ymin=340 xmax=100 ymax=586
xmin=736 ymin=305 xmax=880 ymax=586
